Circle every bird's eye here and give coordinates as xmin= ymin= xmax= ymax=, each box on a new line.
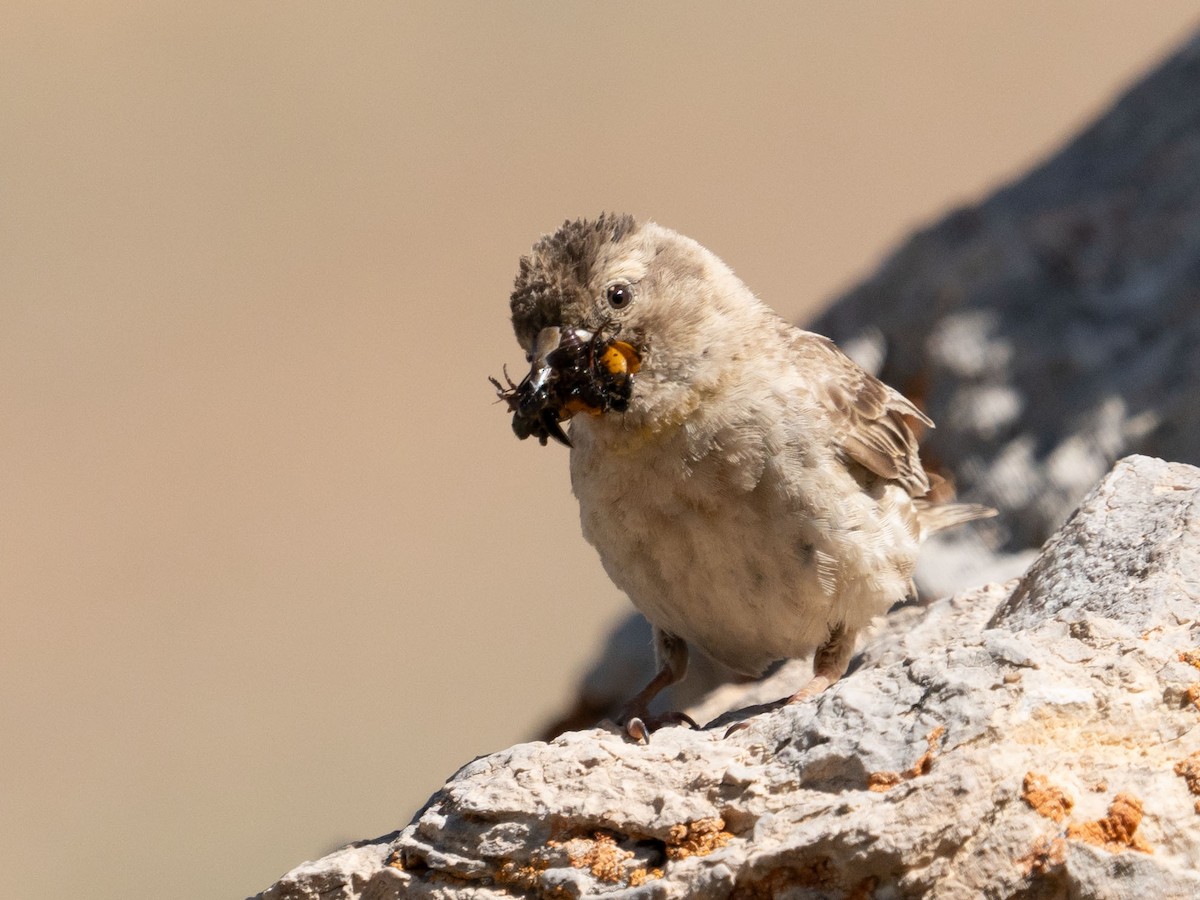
xmin=605 ymin=283 xmax=633 ymax=309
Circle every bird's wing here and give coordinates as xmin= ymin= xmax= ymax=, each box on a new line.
xmin=791 ymin=331 xmax=932 ymax=498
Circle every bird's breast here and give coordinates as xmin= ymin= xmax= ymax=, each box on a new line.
xmin=568 ymin=409 xmax=921 ymax=674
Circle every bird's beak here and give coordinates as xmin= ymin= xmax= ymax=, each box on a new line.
xmin=491 ymin=325 xmax=640 ymax=448
xmin=521 ymin=327 xmax=575 ymax=447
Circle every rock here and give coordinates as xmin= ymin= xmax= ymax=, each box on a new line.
xmin=256 ymin=835 xmax=399 ymax=900
xmin=813 ymin=32 xmax=1200 ymax=552
xmin=252 ymin=455 xmax=1200 ymax=899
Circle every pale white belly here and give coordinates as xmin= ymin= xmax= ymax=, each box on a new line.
xmin=603 ymin=498 xmax=836 ymax=674
xmin=569 ymin=419 xmax=918 ymax=676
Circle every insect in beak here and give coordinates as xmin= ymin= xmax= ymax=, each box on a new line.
xmin=490 ymin=325 xmax=639 ymax=447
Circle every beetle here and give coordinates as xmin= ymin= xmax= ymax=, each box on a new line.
xmin=490 ymin=324 xmax=638 ymax=447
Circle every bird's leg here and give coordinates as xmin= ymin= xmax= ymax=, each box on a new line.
xmin=617 ymin=629 xmax=696 ymax=743
xmin=784 ymin=622 xmax=856 ymax=704
xmin=720 ymin=624 xmax=858 ymax=736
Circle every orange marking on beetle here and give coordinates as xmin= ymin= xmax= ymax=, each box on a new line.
xmin=604 ymin=341 xmax=641 ymax=375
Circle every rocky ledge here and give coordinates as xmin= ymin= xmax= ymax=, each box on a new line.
xmin=254 ymin=455 xmax=1200 ymax=899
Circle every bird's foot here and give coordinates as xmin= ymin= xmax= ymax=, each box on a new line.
xmin=717 ymin=673 xmax=837 ymax=737
xmin=618 ymin=708 xmax=698 ymax=744
xmin=713 ymin=700 xmax=788 ymax=737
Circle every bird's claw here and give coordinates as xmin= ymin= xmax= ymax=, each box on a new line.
xmin=711 ymin=699 xmax=787 ymax=738
xmin=723 ymin=720 xmax=755 ymax=738
xmin=619 ymin=710 xmax=698 ymax=743
xmin=626 ymin=716 xmax=651 ymax=744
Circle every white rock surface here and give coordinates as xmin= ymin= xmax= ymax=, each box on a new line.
xmin=254 ymin=455 xmax=1200 ymax=899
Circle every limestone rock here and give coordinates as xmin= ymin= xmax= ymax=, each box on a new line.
xmin=257 ymin=838 xmax=399 ymax=900
xmin=253 ymin=455 xmax=1200 ymax=899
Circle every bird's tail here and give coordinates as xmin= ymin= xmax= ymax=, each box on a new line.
xmin=915 ymin=500 xmax=997 ymax=536
xmin=913 ymin=470 xmax=996 ymax=536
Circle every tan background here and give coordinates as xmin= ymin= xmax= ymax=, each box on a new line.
xmin=3 ymin=4 xmax=1197 ymax=898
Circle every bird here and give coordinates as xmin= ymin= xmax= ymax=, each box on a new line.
xmin=494 ymin=214 xmax=994 ymax=741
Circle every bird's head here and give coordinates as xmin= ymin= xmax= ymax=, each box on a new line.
xmin=494 ymin=214 xmax=764 ymax=446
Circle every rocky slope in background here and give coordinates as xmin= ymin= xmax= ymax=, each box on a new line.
xmin=254 ymin=454 xmax=1200 ymax=899
xmin=544 ymin=28 xmax=1200 ymax=734
xmin=813 ymin=31 xmax=1200 ymax=551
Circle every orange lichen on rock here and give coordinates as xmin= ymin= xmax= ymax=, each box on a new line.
xmin=1066 ymin=793 xmax=1153 ymax=854
xmin=495 ymin=858 xmax=548 ymax=890
xmin=1186 ymin=684 xmax=1200 ymax=712
xmin=912 ymin=726 xmax=945 ymax=776
xmin=1175 ymin=752 xmax=1200 ymax=793
xmin=1022 ymin=772 xmax=1075 ymax=823
xmin=555 ymin=831 xmax=632 ymax=883
xmin=868 ymin=726 xmax=945 ymax=792
xmin=1017 ymin=835 xmax=1068 ymax=876
xmin=1173 ymin=752 xmax=1200 ymax=812
xmin=549 ymin=823 xmax=729 ymax=887
xmin=628 ymin=868 xmax=662 ymax=887
xmin=867 ymin=771 xmax=903 ymax=792
xmin=1179 ymin=652 xmax=1200 ymax=710
xmin=665 ymin=818 xmax=732 ymax=859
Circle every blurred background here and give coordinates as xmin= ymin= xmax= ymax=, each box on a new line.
xmin=3 ymin=4 xmax=1198 ymax=898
